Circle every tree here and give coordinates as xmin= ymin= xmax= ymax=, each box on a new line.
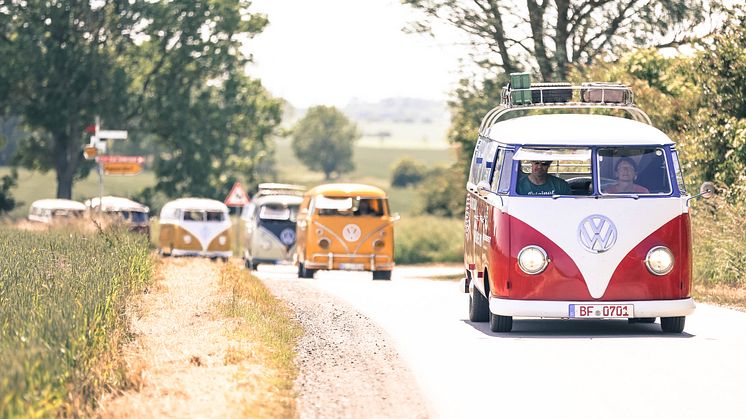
xmin=391 ymin=158 xmax=427 ymax=187
xmin=416 ymin=165 xmax=465 ymax=217
xmin=0 ymin=169 xmax=18 ymax=215
xmin=0 ymin=1 xmax=138 ymax=198
xmin=402 ymin=0 xmax=705 ymax=81
xmin=141 ymin=74 xmax=281 ymax=200
xmin=1 ymin=1 xmax=278 ymax=200
xmin=680 ymin=8 xmax=746 ymax=197
xmin=291 ymin=106 xmax=360 ymax=180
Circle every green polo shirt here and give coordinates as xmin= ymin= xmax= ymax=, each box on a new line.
xmin=517 ymin=175 xmax=572 ymax=196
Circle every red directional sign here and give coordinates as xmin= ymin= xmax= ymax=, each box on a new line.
xmin=225 ymin=182 xmax=250 ymax=207
xmin=96 ymin=155 xmax=145 ymax=164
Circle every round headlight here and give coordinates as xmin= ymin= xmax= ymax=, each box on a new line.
xmin=518 ymin=245 xmax=548 ymax=275
xmin=373 ymin=240 xmax=385 ymax=249
xmin=318 ymin=238 xmax=330 ymax=249
xmin=183 ymin=235 xmax=191 ymax=244
xmin=645 ymin=246 xmax=674 ymax=275
xmin=218 ymin=236 xmax=227 ymax=245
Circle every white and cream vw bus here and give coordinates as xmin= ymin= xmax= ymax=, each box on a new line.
xmin=85 ymin=196 xmax=150 ymax=235
xmin=158 ymin=198 xmax=232 ymax=259
xmin=464 ymin=79 xmax=713 ymax=334
xmin=241 ymin=183 xmax=305 ymax=270
xmin=28 ymin=199 xmax=86 ymax=224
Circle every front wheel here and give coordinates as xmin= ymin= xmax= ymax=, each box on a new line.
xmin=468 ymin=285 xmax=489 ymax=322
xmin=372 ymin=270 xmax=391 ymax=280
xmin=489 ymin=312 xmax=513 ymax=333
xmin=661 ymin=316 xmax=685 ymax=333
xmin=299 ymin=263 xmax=316 ymax=279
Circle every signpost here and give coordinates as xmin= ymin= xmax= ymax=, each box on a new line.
xmin=81 ymin=117 xmax=140 ymax=207
xmin=225 ymin=182 xmax=251 ymax=256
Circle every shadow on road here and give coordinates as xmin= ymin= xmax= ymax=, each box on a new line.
xmin=462 ymin=319 xmax=695 ymax=339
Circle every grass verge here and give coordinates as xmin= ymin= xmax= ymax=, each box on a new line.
xmin=0 ymin=226 xmax=154 ymax=417
xmin=691 ymin=196 xmax=746 ymax=311
xmin=217 ymin=261 xmax=301 ymax=418
xmin=395 ymin=215 xmax=463 ymax=264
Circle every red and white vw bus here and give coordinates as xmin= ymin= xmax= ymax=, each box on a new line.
xmin=464 ymin=81 xmax=712 ymax=333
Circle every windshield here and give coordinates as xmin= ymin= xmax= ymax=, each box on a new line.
xmin=315 ymin=196 xmax=386 ymax=216
xmin=259 ymin=204 xmax=298 ymax=221
xmin=516 ymin=147 xmax=592 ymax=196
xmin=183 ymin=210 xmax=225 ymax=222
xmin=598 ymin=148 xmax=671 ymax=195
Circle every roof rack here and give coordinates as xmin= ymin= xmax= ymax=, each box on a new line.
xmin=479 ymin=78 xmax=652 ymax=134
xmin=255 ymin=183 xmax=306 ymax=198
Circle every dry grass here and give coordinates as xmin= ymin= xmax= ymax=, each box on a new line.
xmin=217 ymin=261 xmax=302 ymax=419
xmin=693 ymin=284 xmax=746 ymax=312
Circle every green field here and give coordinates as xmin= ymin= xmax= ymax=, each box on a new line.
xmin=0 ymin=226 xmax=153 ymax=416
xmin=1 ymin=141 xmax=455 ymax=218
xmin=356 ymin=120 xmax=451 ymax=149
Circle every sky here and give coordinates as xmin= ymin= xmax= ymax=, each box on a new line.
xmin=244 ymin=0 xmax=468 ymax=108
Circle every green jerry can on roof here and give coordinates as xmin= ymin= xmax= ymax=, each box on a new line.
xmin=510 ymin=72 xmax=532 ymax=105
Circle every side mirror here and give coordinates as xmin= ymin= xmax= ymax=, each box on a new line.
xmin=476 ymin=181 xmax=492 ymax=197
xmin=699 ymin=181 xmax=715 ymax=199
xmin=390 ymin=213 xmax=401 ymax=222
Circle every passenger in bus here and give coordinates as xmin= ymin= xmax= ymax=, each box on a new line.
xmin=605 ymin=157 xmax=650 ymax=194
xmin=517 ymin=161 xmax=571 ymax=196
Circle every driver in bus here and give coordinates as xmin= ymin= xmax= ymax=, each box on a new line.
xmin=517 ymin=160 xmax=572 ymax=196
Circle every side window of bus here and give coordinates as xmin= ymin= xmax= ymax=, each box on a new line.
xmin=493 ymin=149 xmax=514 ymax=194
xmin=671 ymin=150 xmax=687 ymax=194
xmin=477 ymin=141 xmax=498 ymax=185
xmin=468 ymin=137 xmax=484 ymax=184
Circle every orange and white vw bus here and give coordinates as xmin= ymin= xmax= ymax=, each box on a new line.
xmin=464 ymin=80 xmax=712 ymax=333
xmin=158 ymin=198 xmax=232 ymax=259
xmin=296 ymin=183 xmax=397 ymax=280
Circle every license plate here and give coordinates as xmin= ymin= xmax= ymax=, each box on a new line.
xmin=339 ymin=263 xmax=364 ymax=271
xmin=569 ymin=304 xmax=634 ymax=318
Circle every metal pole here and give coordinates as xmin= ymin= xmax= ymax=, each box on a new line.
xmin=98 ymin=162 xmax=104 ymax=212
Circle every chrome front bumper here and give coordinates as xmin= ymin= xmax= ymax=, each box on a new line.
xmin=305 ymin=252 xmax=394 ymax=271
xmin=489 ymin=297 xmax=696 ymax=318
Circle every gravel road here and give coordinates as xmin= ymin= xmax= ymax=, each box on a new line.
xmin=261 ymin=270 xmax=429 ymax=419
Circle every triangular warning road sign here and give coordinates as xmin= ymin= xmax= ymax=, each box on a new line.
xmin=224 ymin=182 xmax=250 ymax=206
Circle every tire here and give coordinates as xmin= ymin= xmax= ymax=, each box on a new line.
xmin=489 ymin=312 xmax=513 ymax=333
xmin=244 ymin=258 xmax=251 ymax=269
xmin=468 ymin=285 xmax=489 ymax=322
xmin=372 ymin=270 xmax=391 ymax=280
xmin=299 ymin=263 xmax=316 ymax=279
xmin=661 ymin=316 xmax=685 ymax=333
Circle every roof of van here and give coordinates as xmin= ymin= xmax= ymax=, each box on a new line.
xmin=252 ymin=194 xmax=304 ymax=206
xmin=306 ymin=183 xmax=387 ymax=198
xmin=483 ymin=114 xmax=673 ymax=146
xmin=160 ymin=198 xmax=228 ymax=212
xmin=85 ymin=196 xmax=149 ymax=212
xmin=30 ymin=199 xmax=86 ymax=211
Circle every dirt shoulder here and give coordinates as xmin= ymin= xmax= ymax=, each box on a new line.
xmin=97 ymin=258 xmax=252 ymax=418
xmin=261 ymin=274 xmax=429 ymax=419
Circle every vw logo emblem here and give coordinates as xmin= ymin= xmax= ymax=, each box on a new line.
xmin=342 ymin=224 xmax=361 ymax=242
xmin=279 ymin=228 xmax=295 ymax=246
xmin=578 ymin=214 xmax=617 ymax=253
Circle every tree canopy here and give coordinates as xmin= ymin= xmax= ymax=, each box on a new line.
xmin=0 ymin=0 xmax=280 ymax=201
xmin=403 ymin=0 xmax=706 ymax=81
xmin=291 ymin=106 xmax=360 ymax=180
